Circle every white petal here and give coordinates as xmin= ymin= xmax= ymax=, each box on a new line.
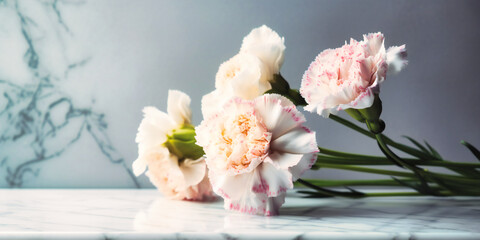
xmin=265 ymin=193 xmax=286 ymax=216
xmin=336 ymin=87 xmax=375 ymax=111
xmin=254 ymin=94 xmax=301 ymax=140
xmin=216 ymin=53 xmax=271 ymax=100
xmin=258 ymin=160 xmax=293 ymax=197
xmin=167 ymin=90 xmax=192 ymax=126
xmin=289 ymin=152 xmax=318 ymax=181
xmin=184 ymin=172 xmax=213 ymax=201
xmin=164 ymin=154 xmax=188 ymax=194
xmin=240 ymin=25 xmax=286 ymax=74
xmin=180 ymin=158 xmax=207 ymax=188
xmin=135 ymin=107 xmax=175 ymax=149
xmin=210 ymin=170 xmax=258 ymax=202
xmin=386 ymin=45 xmax=408 ymax=75
xmin=363 ymin=32 xmax=385 ymax=56
xmin=271 ymin=126 xmax=318 ymax=154
xmin=132 ymin=157 xmax=147 ymax=176
xmin=201 ymin=90 xmax=228 ymax=120
xmin=266 ymin=151 xmax=303 ymax=170
xmin=224 ymin=194 xmax=268 ymax=216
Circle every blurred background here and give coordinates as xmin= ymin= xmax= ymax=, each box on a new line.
xmin=0 ymin=0 xmax=479 ymax=188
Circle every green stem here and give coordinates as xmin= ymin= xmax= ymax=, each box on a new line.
xmin=316 ymin=162 xmax=416 ymax=178
xmin=364 ymin=192 xmax=432 ymax=197
xmin=329 ymin=115 xmax=431 ymax=159
xmin=316 ymin=154 xmax=480 ymax=168
xmin=363 ymin=191 xmax=480 ymax=197
xmin=317 ymin=161 xmax=479 ymax=182
xmin=297 ymin=178 xmax=413 ymax=187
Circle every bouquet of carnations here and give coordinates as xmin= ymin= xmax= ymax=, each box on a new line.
xmin=132 ymin=26 xmax=480 ymax=216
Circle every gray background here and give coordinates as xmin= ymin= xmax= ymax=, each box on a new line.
xmin=0 ymin=0 xmax=479 ymax=188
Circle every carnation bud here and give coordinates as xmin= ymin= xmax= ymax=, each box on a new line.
xmin=164 ymin=124 xmax=205 ymax=161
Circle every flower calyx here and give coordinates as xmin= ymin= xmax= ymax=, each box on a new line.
xmin=267 ymin=74 xmax=307 ymax=106
xmin=346 ymin=94 xmax=385 ymax=134
xmin=164 ymin=124 xmax=205 ymax=162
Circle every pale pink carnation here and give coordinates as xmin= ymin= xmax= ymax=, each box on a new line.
xmin=196 ymin=94 xmax=318 ymax=216
xmin=300 ymin=32 xmax=407 ymax=117
xmin=133 ymin=90 xmax=213 ymax=201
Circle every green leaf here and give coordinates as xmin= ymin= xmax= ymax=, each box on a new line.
xmin=461 ymin=140 xmax=480 ymax=161
xmin=391 ymin=177 xmax=440 ymax=195
xmin=430 ymin=176 xmax=480 ymax=195
xmin=424 ymin=141 xmax=443 ymax=160
xmin=403 ymin=136 xmax=430 ymax=156
xmin=296 ymin=179 xmax=365 ymax=198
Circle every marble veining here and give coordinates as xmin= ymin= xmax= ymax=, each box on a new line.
xmin=0 ymin=0 xmax=139 ymax=187
xmin=0 ymin=189 xmax=479 ymax=240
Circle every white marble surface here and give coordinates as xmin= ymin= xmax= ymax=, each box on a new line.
xmin=1 ymin=189 xmax=479 ymax=239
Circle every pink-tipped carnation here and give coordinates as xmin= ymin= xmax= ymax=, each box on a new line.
xmin=196 ymin=94 xmax=318 ymax=216
xmin=300 ymin=32 xmax=407 ymax=117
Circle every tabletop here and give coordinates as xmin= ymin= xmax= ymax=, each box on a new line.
xmin=0 ymin=189 xmax=479 ymax=240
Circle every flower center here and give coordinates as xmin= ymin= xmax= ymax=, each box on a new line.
xmin=219 ymin=112 xmax=271 ymax=171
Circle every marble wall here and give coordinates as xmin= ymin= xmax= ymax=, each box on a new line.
xmin=1 ymin=0 xmax=479 ymax=188
xmin=0 ymin=0 xmax=142 ymax=188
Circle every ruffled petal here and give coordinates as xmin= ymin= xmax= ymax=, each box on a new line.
xmin=253 ymin=94 xmax=302 ymax=140
xmin=363 ymin=32 xmax=385 ymax=56
xmin=179 ymin=158 xmax=207 ymax=187
xmin=136 ymin=106 xmax=175 ymax=148
xmin=184 ymin=172 xmax=213 ymax=201
xmin=228 ymin=54 xmax=269 ymax=100
xmin=336 ymin=87 xmax=375 ymax=111
xmin=240 ymin=25 xmax=286 ymax=74
xmin=167 ymin=90 xmax=192 ymax=126
xmin=182 ymin=160 xmax=213 ymax=200
xmin=132 ymin=157 xmax=147 ymax=176
xmin=211 ymin=171 xmax=265 ymax=209
xmin=142 ymin=148 xmax=186 ymax=199
xmin=257 ymin=160 xmax=293 ymax=197
xmin=265 ymin=193 xmax=286 ymax=216
xmin=215 ymin=53 xmax=271 ymax=101
xmin=270 ymin=126 xmax=318 ymax=154
xmin=200 ymin=90 xmax=228 ymax=121
xmin=289 ymin=151 xmax=318 ymax=181
xmin=386 ymin=45 xmax=408 ymax=75
xmin=266 ymin=151 xmax=303 ymax=170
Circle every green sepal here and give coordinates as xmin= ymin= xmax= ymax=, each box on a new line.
xmin=345 ymin=109 xmax=365 ymax=123
xmin=170 ymin=125 xmax=196 ymax=141
xmin=270 ymin=74 xmax=290 ymax=94
xmin=357 ymin=94 xmax=383 ymax=122
xmin=164 ymin=139 xmax=205 ymax=160
xmin=164 ymin=124 xmax=205 ymax=161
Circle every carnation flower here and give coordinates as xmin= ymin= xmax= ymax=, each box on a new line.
xmin=133 ymin=90 xmax=213 ymax=200
xmin=240 ymin=25 xmax=286 ymax=74
xmin=196 ymin=94 xmax=318 ymax=216
xmin=201 ymin=53 xmax=270 ymax=119
xmin=300 ymin=32 xmax=407 ymax=117
xmin=202 ymin=25 xmax=286 ymax=119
